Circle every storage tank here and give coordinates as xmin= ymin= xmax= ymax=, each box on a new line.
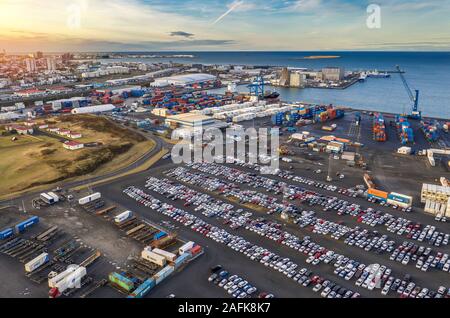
xmin=71 ymin=104 xmax=115 ymax=114
xmin=25 ymin=253 xmax=49 ymax=273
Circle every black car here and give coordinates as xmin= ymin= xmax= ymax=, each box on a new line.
xmin=211 ymin=265 xmax=223 ymax=273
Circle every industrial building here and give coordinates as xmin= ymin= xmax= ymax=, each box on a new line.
xmin=322 ymin=67 xmax=345 ymax=81
xmin=71 ymin=104 xmax=115 ymax=115
xmin=63 ymin=140 xmax=84 ymax=151
xmin=421 ymin=183 xmax=450 ymax=217
xmin=289 ymin=72 xmax=306 ymax=88
xmin=151 ymin=73 xmax=217 ymax=88
xmin=165 ymin=113 xmax=229 ymax=138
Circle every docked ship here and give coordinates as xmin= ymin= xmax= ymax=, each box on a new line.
xmin=359 ymin=72 xmax=367 ymax=82
xmin=367 ymin=70 xmax=391 ymax=78
xmin=264 ymin=91 xmax=280 ymax=100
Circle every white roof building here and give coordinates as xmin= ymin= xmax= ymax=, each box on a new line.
xmin=151 ymin=73 xmax=216 ymax=87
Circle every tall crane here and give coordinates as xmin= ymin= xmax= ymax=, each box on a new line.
xmin=396 ymin=65 xmax=421 ymax=120
xmin=248 ymin=76 xmax=265 ymax=99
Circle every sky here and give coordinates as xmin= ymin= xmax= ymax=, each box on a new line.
xmin=0 ymin=0 xmax=449 ymax=52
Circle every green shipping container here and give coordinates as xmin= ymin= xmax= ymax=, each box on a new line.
xmin=109 ymin=272 xmax=134 ymax=292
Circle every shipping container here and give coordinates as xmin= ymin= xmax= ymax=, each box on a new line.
xmin=114 ymin=211 xmax=133 ymax=224
xmin=78 ymin=192 xmax=101 ymax=205
xmin=154 ymin=265 xmax=174 ymax=285
xmin=49 ymin=265 xmax=80 ymax=288
xmin=388 ymin=192 xmax=413 ymax=205
xmin=174 ymin=253 xmax=192 ymax=269
xmin=109 ymin=272 xmax=135 ymax=292
xmin=0 ymin=228 xmax=14 ymax=240
xmin=153 ymin=231 xmax=167 ymax=241
xmin=190 ymin=245 xmax=203 ymax=256
xmin=368 ymin=194 xmax=387 ymax=202
xmin=15 ymin=216 xmax=39 ymax=233
xmin=152 ymin=248 xmax=177 ymax=262
xmin=179 ymin=241 xmax=195 ymax=254
xmin=25 ymin=252 xmax=49 ymax=272
xmin=40 ymin=192 xmax=56 ymax=205
xmin=128 ymin=278 xmax=156 ymax=298
xmin=387 ymin=199 xmax=410 ymax=209
xmin=368 ymin=189 xmax=389 ymax=199
xmin=142 ymin=248 xmax=167 ymax=267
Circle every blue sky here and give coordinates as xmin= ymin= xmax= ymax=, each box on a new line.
xmin=0 ymin=0 xmax=449 ymax=51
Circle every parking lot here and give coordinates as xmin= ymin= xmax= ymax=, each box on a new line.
xmin=95 ymin=160 xmax=450 ymax=298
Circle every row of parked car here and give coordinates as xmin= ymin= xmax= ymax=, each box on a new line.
xmin=175 ymin=164 xmax=448 ymax=279
xmin=208 ymin=267 xmax=272 ymax=299
xmin=222 ymin=164 xmax=448 ymax=238
xmin=188 ymin=162 xmax=449 ymax=252
xmin=123 ymin=185 xmax=353 ymax=298
xmin=157 ymin=169 xmax=438 ymax=298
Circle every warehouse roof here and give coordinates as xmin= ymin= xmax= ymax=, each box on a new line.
xmin=153 ymin=73 xmax=216 ymax=86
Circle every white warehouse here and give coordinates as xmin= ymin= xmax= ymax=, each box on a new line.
xmin=71 ymin=104 xmax=115 ymax=115
xmin=151 ymin=73 xmax=216 ymax=87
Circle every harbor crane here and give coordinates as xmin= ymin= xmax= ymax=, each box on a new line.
xmin=248 ymin=76 xmax=265 ymax=98
xmin=396 ymin=65 xmax=422 ymax=120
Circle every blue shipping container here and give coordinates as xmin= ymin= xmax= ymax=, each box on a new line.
xmin=388 ymin=193 xmax=411 ymax=204
xmin=0 ymin=228 xmax=14 ymax=240
xmin=174 ymin=252 xmax=192 ymax=268
xmin=153 ymin=231 xmax=167 ymax=240
xmin=368 ymin=194 xmax=387 ymax=202
xmin=128 ymin=278 xmax=156 ymax=298
xmin=15 ymin=216 xmax=39 ymax=233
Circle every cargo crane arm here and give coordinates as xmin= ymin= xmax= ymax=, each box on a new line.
xmin=396 ymin=65 xmax=421 ymax=119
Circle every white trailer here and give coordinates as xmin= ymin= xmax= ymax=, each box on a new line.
xmin=179 ymin=241 xmax=195 ymax=255
xmin=141 ymin=248 xmax=167 ymax=267
xmin=114 ymin=211 xmax=133 ymax=224
xmin=25 ymin=253 xmax=49 ymax=273
xmin=78 ymin=192 xmax=101 ymax=205
xmin=49 ymin=265 xmax=80 ymax=288
xmin=47 ymin=192 xmax=60 ymax=203
xmin=49 ymin=266 xmax=87 ymax=298
xmin=152 ymin=248 xmax=177 ymax=262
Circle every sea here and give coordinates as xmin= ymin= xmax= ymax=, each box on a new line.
xmin=102 ymin=52 xmax=450 ymax=119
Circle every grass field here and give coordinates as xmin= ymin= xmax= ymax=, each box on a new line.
xmin=0 ymin=115 xmax=154 ymax=199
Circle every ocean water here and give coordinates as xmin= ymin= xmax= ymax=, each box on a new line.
xmin=104 ymin=52 xmax=450 ymax=119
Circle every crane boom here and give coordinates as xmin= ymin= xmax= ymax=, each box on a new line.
xmin=396 ymin=65 xmax=421 ymax=119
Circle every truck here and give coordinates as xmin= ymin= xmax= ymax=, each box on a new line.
xmin=25 ymin=253 xmax=49 ymax=273
xmin=78 ymin=192 xmax=102 ymax=205
xmin=114 ymin=211 xmax=133 ymax=224
xmin=49 ymin=265 xmax=80 ymax=288
xmin=49 ymin=266 xmax=87 ymax=298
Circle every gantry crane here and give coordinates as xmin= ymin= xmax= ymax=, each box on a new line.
xmin=396 ymin=65 xmax=422 ymax=120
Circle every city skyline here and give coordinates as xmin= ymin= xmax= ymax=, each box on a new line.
xmin=0 ymin=0 xmax=450 ymax=52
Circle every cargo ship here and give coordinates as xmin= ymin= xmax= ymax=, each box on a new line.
xmin=367 ymin=70 xmax=391 ymax=78
xmin=373 ymin=113 xmax=387 ymax=142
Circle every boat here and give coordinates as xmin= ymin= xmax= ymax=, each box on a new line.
xmin=367 ymin=70 xmax=391 ymax=78
xmin=359 ymin=72 xmax=367 ymax=82
xmin=264 ymin=91 xmax=280 ymax=100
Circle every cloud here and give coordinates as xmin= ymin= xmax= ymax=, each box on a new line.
xmin=170 ymin=31 xmax=195 ymax=38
